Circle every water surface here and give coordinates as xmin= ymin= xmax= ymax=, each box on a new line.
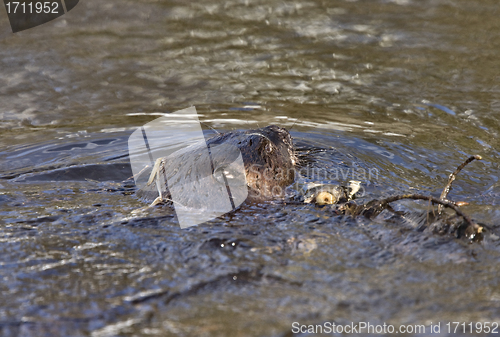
xmin=1 ymin=0 xmax=500 ymax=336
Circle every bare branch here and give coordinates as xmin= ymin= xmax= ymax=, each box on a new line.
xmin=438 ymin=155 xmax=482 ymax=213
xmin=367 ymin=193 xmax=483 ymax=239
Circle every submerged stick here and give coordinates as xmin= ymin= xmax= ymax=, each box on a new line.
xmin=369 ymin=194 xmax=483 ymax=239
xmin=438 ymin=155 xmax=482 ymax=213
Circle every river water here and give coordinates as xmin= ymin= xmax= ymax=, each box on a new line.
xmin=1 ymin=0 xmax=500 ymax=336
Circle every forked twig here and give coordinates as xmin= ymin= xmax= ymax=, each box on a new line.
xmin=370 ymin=193 xmax=483 ymax=239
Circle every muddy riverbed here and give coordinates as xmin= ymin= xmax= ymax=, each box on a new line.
xmin=1 ymin=0 xmax=500 ymax=336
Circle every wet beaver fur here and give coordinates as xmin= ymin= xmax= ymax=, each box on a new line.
xmin=136 ymin=125 xmax=296 ymax=204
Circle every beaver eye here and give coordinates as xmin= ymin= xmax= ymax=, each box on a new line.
xmin=265 ymin=143 xmax=273 ymax=153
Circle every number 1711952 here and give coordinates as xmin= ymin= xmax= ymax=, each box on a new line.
xmin=446 ymin=322 xmax=498 ymax=334
xmin=5 ymin=2 xmax=60 ymax=14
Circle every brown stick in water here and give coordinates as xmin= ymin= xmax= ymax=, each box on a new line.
xmin=438 ymin=155 xmax=482 ymax=213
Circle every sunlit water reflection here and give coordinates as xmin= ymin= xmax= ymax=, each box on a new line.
xmin=1 ymin=0 xmax=500 ymax=336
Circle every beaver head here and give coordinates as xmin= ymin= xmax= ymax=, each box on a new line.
xmin=206 ymin=125 xmax=296 ymax=198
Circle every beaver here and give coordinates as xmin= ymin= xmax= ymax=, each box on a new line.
xmin=136 ymin=125 xmax=297 ymax=207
